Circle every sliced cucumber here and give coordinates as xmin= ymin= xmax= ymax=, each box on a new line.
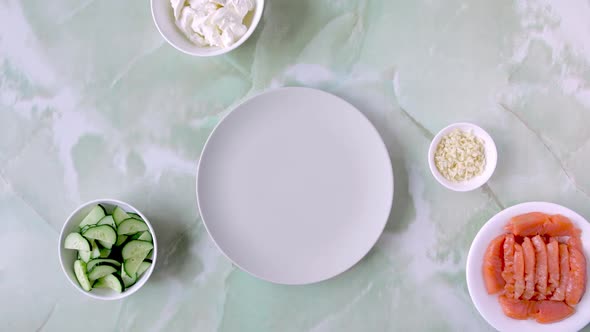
xmin=97 ymin=215 xmax=116 ymax=229
xmin=137 ymin=231 xmax=152 ymax=243
xmin=74 ymin=260 xmax=92 ymax=291
xmin=94 ymin=274 xmax=123 ymax=293
xmin=90 ymin=240 xmax=101 ymax=259
xmin=117 ymin=219 xmax=148 ymax=235
xmin=130 ymin=231 xmax=153 ymax=242
xmin=65 ymin=206 xmax=154 ymax=295
xmin=122 ymin=240 xmax=153 ymax=260
xmin=88 ymin=265 xmax=117 ymax=281
xmin=115 ymin=235 xmax=128 ymax=247
xmin=64 ymin=233 xmax=90 ymax=251
xmin=121 ymin=263 xmax=137 ymax=288
xmin=80 ymin=225 xmax=94 ymax=234
xmin=137 ymin=261 xmax=152 ymax=278
xmin=79 ymin=205 xmax=106 ymax=228
xmin=99 ymin=248 xmax=111 ymax=258
xmin=99 ymin=240 xmax=113 ymax=249
xmin=112 ymin=206 xmax=131 ymax=226
xmin=87 ymin=258 xmax=121 ymax=271
xmin=124 ymin=257 xmax=145 ymax=276
xmin=78 ymin=250 xmax=91 ymax=263
xmin=127 ymin=212 xmax=144 ymax=221
xmin=82 ymin=225 xmax=117 ymax=245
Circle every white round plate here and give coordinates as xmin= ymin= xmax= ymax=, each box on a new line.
xmin=197 ymin=87 xmax=394 ymax=285
xmin=467 ymin=202 xmax=590 ymax=332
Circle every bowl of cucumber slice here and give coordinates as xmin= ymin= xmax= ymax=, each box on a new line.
xmin=58 ymin=199 xmax=157 ymax=300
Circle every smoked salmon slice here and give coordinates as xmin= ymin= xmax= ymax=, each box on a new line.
xmin=546 ymin=214 xmax=580 ymax=237
xmin=531 ymin=301 xmax=575 ymax=324
xmin=551 ymin=244 xmax=570 ymax=301
xmin=498 ymin=297 xmax=575 ymax=323
xmin=505 ymin=212 xmax=549 ymax=236
xmin=547 ymin=238 xmax=560 ymax=294
xmin=532 ymin=235 xmax=548 ymax=299
xmin=502 ymin=234 xmax=516 ymax=296
xmin=483 ymin=234 xmax=506 ymax=294
xmin=522 ymin=237 xmax=536 ymax=300
xmin=505 ymin=213 xmax=579 ymax=237
xmin=498 ymin=295 xmax=535 ymax=320
xmin=566 ymin=246 xmax=586 ymax=306
xmin=514 ymin=243 xmax=525 ymax=299
xmin=567 ymin=235 xmax=583 ymax=252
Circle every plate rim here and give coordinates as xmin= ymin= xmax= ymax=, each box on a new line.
xmin=466 ymin=201 xmax=590 ymax=332
xmin=195 ymin=86 xmax=394 ymax=285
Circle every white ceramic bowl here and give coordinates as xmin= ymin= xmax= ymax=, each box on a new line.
xmin=58 ymin=199 xmax=157 ymax=300
xmin=467 ymin=202 xmax=590 ymax=332
xmin=151 ymin=0 xmax=264 ymax=57
xmin=428 ymin=122 xmax=497 ymax=192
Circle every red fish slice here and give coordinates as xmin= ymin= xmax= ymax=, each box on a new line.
xmin=546 ymin=215 xmax=580 ymax=237
xmin=514 ymin=243 xmax=525 ymax=299
xmin=483 ymin=234 xmax=506 ymax=294
xmin=532 ymin=301 xmax=575 ymax=324
xmin=505 ymin=213 xmax=549 ymax=236
xmin=567 ymin=235 xmax=583 ymax=253
xmin=547 ymin=238 xmax=560 ymax=295
xmin=502 ymin=234 xmax=516 ymax=296
xmin=498 ymin=296 xmax=575 ymax=323
xmin=506 ymin=213 xmax=579 ymax=237
xmin=551 ymin=244 xmax=570 ymax=301
xmin=532 ymin=235 xmax=548 ymax=299
xmin=566 ymin=246 xmax=586 ymax=306
xmin=498 ymin=295 xmax=536 ymax=320
xmin=522 ymin=237 xmax=536 ymax=300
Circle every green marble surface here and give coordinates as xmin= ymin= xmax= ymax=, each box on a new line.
xmin=2 ymin=0 xmax=590 ymax=331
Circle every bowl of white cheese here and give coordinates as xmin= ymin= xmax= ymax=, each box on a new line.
xmin=151 ymin=0 xmax=264 ymax=56
xmin=428 ymin=122 xmax=498 ymax=192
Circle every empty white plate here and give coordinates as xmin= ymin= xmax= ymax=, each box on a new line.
xmin=196 ymin=87 xmax=394 ymax=285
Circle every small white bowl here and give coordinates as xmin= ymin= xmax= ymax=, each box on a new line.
xmin=428 ymin=122 xmax=497 ymax=192
xmin=58 ymin=199 xmax=157 ymax=300
xmin=151 ymin=0 xmax=265 ymax=57
xmin=466 ymin=202 xmax=590 ymax=332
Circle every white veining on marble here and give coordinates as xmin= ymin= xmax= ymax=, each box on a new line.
xmin=0 ymin=1 xmax=57 ymax=87
xmin=56 ymin=0 xmax=97 ymax=25
xmin=2 ymin=0 xmax=590 ymax=330
xmin=308 ymin=281 xmax=376 ymax=332
xmin=513 ymin=0 xmax=590 ymax=104
xmin=51 ymin=99 xmax=101 ymax=202
xmin=144 ymin=281 xmax=185 ymax=332
xmin=139 ymin=145 xmax=195 ymax=182
xmin=109 ymin=41 xmax=165 ymax=90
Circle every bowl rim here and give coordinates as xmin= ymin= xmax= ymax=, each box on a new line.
xmin=58 ymin=198 xmax=157 ymax=300
xmin=150 ymin=0 xmax=265 ymax=57
xmin=428 ymin=122 xmax=498 ymax=192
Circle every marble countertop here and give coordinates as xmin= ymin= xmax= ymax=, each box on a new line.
xmin=2 ymin=0 xmax=590 ymax=331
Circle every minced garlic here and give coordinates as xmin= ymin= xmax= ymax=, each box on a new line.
xmin=434 ymin=129 xmax=486 ymax=182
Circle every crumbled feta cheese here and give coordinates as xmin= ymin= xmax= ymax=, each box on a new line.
xmin=434 ymin=129 xmax=486 ymax=182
